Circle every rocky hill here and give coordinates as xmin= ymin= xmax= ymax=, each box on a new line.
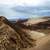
xmin=0 ymin=16 xmax=50 ymax=50
xmin=0 ymin=16 xmax=36 ymax=50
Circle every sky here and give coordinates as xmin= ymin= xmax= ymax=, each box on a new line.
xmin=0 ymin=0 xmax=50 ymax=19
xmin=0 ymin=0 xmax=49 ymax=6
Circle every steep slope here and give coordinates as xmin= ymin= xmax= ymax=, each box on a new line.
xmin=0 ymin=16 xmax=36 ymax=50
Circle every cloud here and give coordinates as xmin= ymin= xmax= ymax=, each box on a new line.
xmin=13 ymin=6 xmax=50 ymax=16
xmin=0 ymin=0 xmax=16 ymax=4
xmin=0 ymin=5 xmax=30 ymax=19
xmin=0 ymin=0 xmax=50 ymax=19
xmin=0 ymin=4 xmax=50 ymax=19
xmin=0 ymin=0 xmax=50 ymax=6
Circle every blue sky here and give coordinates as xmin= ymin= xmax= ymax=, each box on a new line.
xmin=0 ymin=0 xmax=50 ymax=19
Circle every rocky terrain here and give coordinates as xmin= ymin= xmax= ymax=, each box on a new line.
xmin=15 ymin=17 xmax=50 ymax=50
xmin=16 ymin=17 xmax=50 ymax=34
xmin=0 ymin=16 xmax=36 ymax=50
xmin=0 ymin=16 xmax=50 ymax=50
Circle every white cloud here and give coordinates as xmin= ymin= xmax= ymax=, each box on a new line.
xmin=0 ymin=0 xmax=50 ymax=6
xmin=0 ymin=0 xmax=50 ymax=19
xmin=0 ymin=0 xmax=15 ymax=4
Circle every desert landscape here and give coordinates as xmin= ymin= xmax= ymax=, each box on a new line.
xmin=0 ymin=16 xmax=50 ymax=50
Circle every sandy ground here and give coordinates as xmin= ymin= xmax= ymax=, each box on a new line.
xmin=28 ymin=31 xmax=46 ymax=40
xmin=24 ymin=19 xmax=48 ymax=25
xmin=20 ymin=35 xmax=50 ymax=50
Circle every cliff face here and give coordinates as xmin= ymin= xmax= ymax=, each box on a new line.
xmin=0 ymin=16 xmax=36 ymax=50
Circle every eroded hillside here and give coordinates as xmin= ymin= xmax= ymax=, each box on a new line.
xmin=0 ymin=16 xmax=36 ymax=50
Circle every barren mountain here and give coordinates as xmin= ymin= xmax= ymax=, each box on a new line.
xmin=16 ymin=17 xmax=50 ymax=34
xmin=0 ymin=16 xmax=50 ymax=50
xmin=15 ymin=17 xmax=50 ymax=50
xmin=0 ymin=16 xmax=36 ymax=50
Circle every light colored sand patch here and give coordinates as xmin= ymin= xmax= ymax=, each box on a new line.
xmin=28 ymin=31 xmax=46 ymax=40
xmin=24 ymin=19 xmax=48 ymax=25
